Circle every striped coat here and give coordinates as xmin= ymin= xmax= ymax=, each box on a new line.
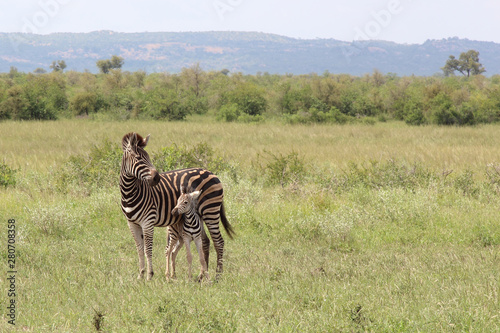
xmin=120 ymin=132 xmax=234 ymax=280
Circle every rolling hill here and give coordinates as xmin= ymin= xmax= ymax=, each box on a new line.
xmin=1 ymin=31 xmax=500 ymax=76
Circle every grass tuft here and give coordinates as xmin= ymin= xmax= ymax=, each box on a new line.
xmin=92 ymin=308 xmax=105 ymax=332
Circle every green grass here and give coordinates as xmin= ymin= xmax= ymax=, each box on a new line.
xmin=1 ymin=119 xmax=499 ymax=332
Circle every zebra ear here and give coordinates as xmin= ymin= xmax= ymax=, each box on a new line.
xmin=190 ymin=190 xmax=201 ymax=200
xmin=180 ymin=185 xmax=186 ymax=194
xmin=141 ymin=134 xmax=150 ymax=147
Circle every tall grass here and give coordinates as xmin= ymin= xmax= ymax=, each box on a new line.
xmin=2 ymin=118 xmax=500 ymax=174
xmin=0 ymin=119 xmax=499 ymax=331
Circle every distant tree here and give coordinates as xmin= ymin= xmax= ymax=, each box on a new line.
xmin=96 ymin=55 xmax=124 ymax=74
xmin=181 ymin=63 xmax=205 ymax=98
xmin=50 ymin=60 xmax=67 ymax=72
xmin=110 ymin=55 xmax=124 ymax=69
xmin=0 ymin=86 xmax=25 ymax=119
xmin=227 ymin=82 xmax=267 ymax=116
xmin=8 ymin=66 xmax=19 ymax=79
xmin=96 ymin=60 xmax=111 ymax=74
xmin=33 ymin=68 xmax=47 ymax=74
xmin=70 ymin=91 xmax=100 ymax=116
xmin=220 ymin=69 xmax=230 ymax=76
xmin=442 ymin=50 xmax=485 ymax=77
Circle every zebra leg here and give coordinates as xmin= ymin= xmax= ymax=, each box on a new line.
xmin=128 ymin=221 xmax=146 ymax=279
xmin=165 ymin=226 xmax=179 ymax=279
xmin=194 ymin=236 xmax=208 ymax=282
xmin=201 ymin=226 xmax=210 ymax=270
xmin=165 ymin=228 xmax=173 ymax=279
xmin=205 ymin=219 xmax=225 ymax=278
xmin=184 ymin=236 xmax=193 ymax=280
xmin=142 ymin=224 xmax=155 ymax=280
xmin=170 ymin=237 xmax=184 ymax=279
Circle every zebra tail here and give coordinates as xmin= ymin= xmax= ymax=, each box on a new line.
xmin=220 ymin=201 xmax=235 ymax=239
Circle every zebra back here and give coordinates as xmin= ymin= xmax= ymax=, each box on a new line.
xmin=151 ymin=168 xmax=224 ymax=228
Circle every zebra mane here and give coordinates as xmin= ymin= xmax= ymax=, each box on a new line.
xmin=122 ymin=132 xmax=148 ymax=150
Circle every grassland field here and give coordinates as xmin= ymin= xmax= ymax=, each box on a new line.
xmin=0 ymin=118 xmax=499 ymax=332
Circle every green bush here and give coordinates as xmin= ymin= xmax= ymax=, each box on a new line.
xmin=142 ymin=87 xmax=188 ymax=121
xmin=70 ymin=91 xmax=103 ymax=116
xmin=0 ymin=86 xmax=25 ymax=119
xmin=237 ymin=113 xmax=263 ymax=123
xmin=0 ymin=161 xmax=16 ymax=187
xmin=227 ymin=82 xmax=267 ymax=116
xmin=429 ymin=92 xmax=475 ymax=126
xmin=284 ymin=107 xmax=353 ymax=124
xmin=454 ymin=169 xmax=479 ymax=196
xmin=485 ymin=163 xmax=500 ymax=194
xmin=257 ymin=151 xmax=305 ymax=187
xmin=216 ymin=103 xmax=240 ymax=122
xmin=15 ymin=73 xmax=67 ymax=120
xmin=153 ymin=142 xmax=235 ymax=176
xmin=403 ymin=100 xmax=426 ymax=126
xmin=277 ymin=83 xmax=314 ymax=114
xmin=340 ymin=159 xmax=434 ymax=191
xmin=56 ymin=139 xmax=122 ymax=194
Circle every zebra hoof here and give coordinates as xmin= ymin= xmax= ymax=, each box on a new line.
xmin=147 ymin=272 xmax=154 ymax=281
xmin=197 ymin=273 xmax=209 ymax=282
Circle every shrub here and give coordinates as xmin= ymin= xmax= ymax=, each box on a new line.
xmin=403 ymin=100 xmax=426 ymax=126
xmin=56 ymin=139 xmax=122 ymax=194
xmin=256 ymin=151 xmax=306 ymax=187
xmin=16 ymin=73 xmax=67 ymax=120
xmin=216 ymin=103 xmax=240 ymax=122
xmin=25 ymin=203 xmax=75 ymax=237
xmin=428 ymin=92 xmax=475 ymax=126
xmin=429 ymin=92 xmax=456 ymax=125
xmin=277 ymin=83 xmax=314 ymax=114
xmin=485 ymin=163 xmax=500 ymax=194
xmin=0 ymin=86 xmax=24 ymax=119
xmin=227 ymin=82 xmax=267 ymax=116
xmin=340 ymin=159 xmax=434 ymax=191
xmin=284 ymin=107 xmax=353 ymax=124
xmin=454 ymin=169 xmax=479 ymax=196
xmin=0 ymin=161 xmax=16 ymax=187
xmin=236 ymin=113 xmax=263 ymax=123
xmin=153 ymin=142 xmax=235 ymax=177
xmin=142 ymin=87 xmax=189 ymax=121
xmin=70 ymin=91 xmax=102 ymax=116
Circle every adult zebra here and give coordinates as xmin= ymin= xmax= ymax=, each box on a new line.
xmin=120 ymin=132 xmax=234 ymax=280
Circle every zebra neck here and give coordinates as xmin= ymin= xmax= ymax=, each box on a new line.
xmin=120 ymin=173 xmax=150 ymax=204
xmin=184 ymin=208 xmax=200 ymax=227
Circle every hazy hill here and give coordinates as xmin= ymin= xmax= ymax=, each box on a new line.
xmin=1 ymin=31 xmax=500 ymax=76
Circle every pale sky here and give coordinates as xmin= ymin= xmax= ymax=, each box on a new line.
xmin=1 ymin=0 xmax=499 ymax=44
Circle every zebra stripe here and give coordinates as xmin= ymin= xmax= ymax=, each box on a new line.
xmin=166 ymin=187 xmax=208 ymax=281
xmin=120 ymin=132 xmax=235 ymax=280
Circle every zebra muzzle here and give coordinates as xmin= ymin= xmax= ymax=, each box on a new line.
xmin=149 ymin=169 xmax=160 ymax=187
xmin=171 ymin=207 xmax=179 ymax=216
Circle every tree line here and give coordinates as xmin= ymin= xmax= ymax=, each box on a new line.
xmin=1 ymin=55 xmax=499 ymax=126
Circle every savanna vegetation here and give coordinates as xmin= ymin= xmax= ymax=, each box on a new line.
xmin=0 ymin=119 xmax=499 ymax=331
xmin=1 ymin=57 xmax=500 ymax=126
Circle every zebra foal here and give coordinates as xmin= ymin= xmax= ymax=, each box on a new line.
xmin=120 ymin=132 xmax=235 ymax=280
xmin=165 ymin=186 xmax=208 ymax=281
